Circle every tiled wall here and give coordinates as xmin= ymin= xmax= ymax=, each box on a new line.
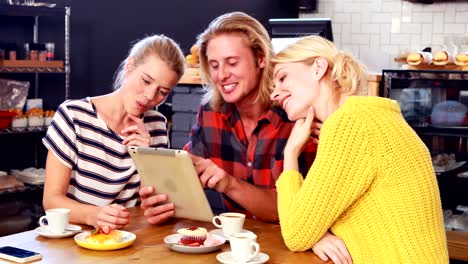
xmin=170 ymin=85 xmax=205 ymax=149
xmin=300 ymin=0 xmax=468 ymax=72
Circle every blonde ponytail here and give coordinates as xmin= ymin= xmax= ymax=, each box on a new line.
xmin=330 ymin=51 xmax=367 ymax=96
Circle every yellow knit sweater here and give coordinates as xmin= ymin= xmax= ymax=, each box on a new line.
xmin=276 ymin=96 xmax=448 ymax=264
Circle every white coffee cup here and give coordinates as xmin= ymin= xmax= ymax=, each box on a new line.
xmin=212 ymin=212 xmax=245 ymax=237
xmin=39 ymin=208 xmax=70 ymax=234
xmin=234 ymin=230 xmax=257 ymax=242
xmin=229 ymin=232 xmax=260 ymax=262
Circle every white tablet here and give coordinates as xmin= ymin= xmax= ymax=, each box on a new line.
xmin=128 ymin=146 xmax=214 ymax=222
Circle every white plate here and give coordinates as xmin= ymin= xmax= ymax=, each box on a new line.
xmin=209 ymin=229 xmax=255 ymax=241
xmin=216 ymin=251 xmax=269 ymax=264
xmin=35 ymin=224 xmax=82 ymax=238
xmin=458 ymin=171 xmax=468 ymax=178
xmin=164 ymin=233 xmax=225 ymax=254
xmin=434 ymin=161 xmax=466 ymax=173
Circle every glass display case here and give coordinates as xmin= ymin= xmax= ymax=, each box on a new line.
xmin=381 ymin=70 xmax=468 ymax=220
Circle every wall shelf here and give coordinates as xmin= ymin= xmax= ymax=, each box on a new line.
xmin=0 ymin=60 xmax=64 ymax=73
xmin=0 ymin=5 xmax=66 ymax=17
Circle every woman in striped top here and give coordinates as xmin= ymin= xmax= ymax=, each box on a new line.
xmin=42 ymin=34 xmax=185 ymax=229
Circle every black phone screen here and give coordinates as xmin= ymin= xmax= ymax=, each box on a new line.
xmin=0 ymin=246 xmax=39 ymax=258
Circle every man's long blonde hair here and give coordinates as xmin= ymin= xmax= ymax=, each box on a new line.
xmin=272 ymin=36 xmax=367 ymax=101
xmin=197 ymin=12 xmax=274 ymax=111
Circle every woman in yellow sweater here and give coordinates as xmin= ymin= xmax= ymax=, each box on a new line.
xmin=270 ymin=36 xmax=448 ymax=264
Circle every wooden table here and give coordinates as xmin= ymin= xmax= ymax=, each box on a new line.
xmin=0 ymin=207 xmax=328 ymax=264
xmin=446 ymin=230 xmax=468 ymax=261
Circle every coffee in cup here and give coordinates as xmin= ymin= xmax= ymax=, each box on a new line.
xmin=212 ymin=212 xmax=245 ymax=237
xmin=39 ymin=208 xmax=71 ymax=234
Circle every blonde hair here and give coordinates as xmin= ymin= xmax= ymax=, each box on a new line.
xmin=114 ymin=34 xmax=185 ymax=90
xmin=272 ymin=36 xmax=367 ymax=100
xmin=196 ymin=12 xmax=274 ymax=111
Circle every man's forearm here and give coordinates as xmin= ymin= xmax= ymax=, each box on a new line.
xmin=224 ymin=177 xmax=278 ymax=222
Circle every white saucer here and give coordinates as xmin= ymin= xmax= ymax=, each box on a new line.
xmin=216 ymin=251 xmax=269 ymax=264
xmin=164 ymin=233 xmax=225 ymax=254
xmin=35 ymin=224 xmax=82 ymax=238
xmin=209 ymin=229 xmax=255 ymax=241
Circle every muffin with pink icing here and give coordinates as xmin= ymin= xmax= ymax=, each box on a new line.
xmin=177 ymin=227 xmax=207 ymax=246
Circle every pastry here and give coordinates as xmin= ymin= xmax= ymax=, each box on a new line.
xmin=177 ymin=227 xmax=207 ymax=246
xmin=455 ymin=53 xmax=468 ymax=66
xmin=432 ymin=50 xmax=453 ymax=65
xmin=85 ymin=226 xmax=122 ymax=244
xmin=407 ymin=51 xmax=432 ymax=65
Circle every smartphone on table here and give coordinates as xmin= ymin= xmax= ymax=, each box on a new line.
xmin=0 ymin=246 xmax=41 ymax=263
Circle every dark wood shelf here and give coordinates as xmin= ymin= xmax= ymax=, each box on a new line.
xmin=413 ymin=125 xmax=468 ymax=138
xmin=0 ymin=127 xmax=47 ymax=135
xmin=0 ymin=4 xmax=66 ymax=17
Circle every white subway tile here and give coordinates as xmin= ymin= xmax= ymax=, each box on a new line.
xmin=401 ymin=23 xmax=422 ymax=34
xmin=391 ymin=17 xmax=401 ymax=33
xmin=421 ymin=24 xmax=433 ymax=47
xmin=333 ymin=1 xmax=344 ymax=13
xmin=333 ymin=23 xmax=342 ymax=34
xmin=444 ymin=4 xmax=456 ymax=23
xmin=372 ymin=13 xmax=392 ymax=23
xmin=390 ymin=34 xmax=411 ymax=45
xmin=361 ymin=10 xmax=372 ymax=24
xmin=432 ymin=34 xmax=445 ymax=46
xmin=342 ymin=2 xmax=362 ymax=13
xmin=370 ymin=35 xmax=380 ymax=48
xmin=382 ymin=1 xmax=402 ymax=13
xmin=333 ymin=33 xmax=341 ymax=46
xmin=423 ymin=3 xmax=445 ymax=12
xmin=458 ymin=2 xmax=468 ymax=12
xmin=369 ymin=1 xmax=383 ymax=12
xmin=455 ymin=12 xmax=468 ymax=23
xmin=411 ymin=3 xmax=425 ymax=12
xmin=352 ymin=34 xmax=370 ymax=45
xmin=352 ymin=13 xmax=361 ymax=33
xmin=381 ymin=45 xmax=400 ymax=56
xmin=362 ymin=23 xmax=381 ymax=34
xmin=380 ymin=24 xmax=391 ymax=44
xmin=333 ymin=13 xmax=352 ymax=24
xmin=433 ymin=13 xmax=444 ymax=34
xmin=411 ymin=34 xmax=421 ymax=50
xmin=341 ymin=24 xmax=352 ymax=44
xmin=444 ymin=24 xmax=466 ymax=34
xmin=412 ymin=13 xmax=433 ymax=23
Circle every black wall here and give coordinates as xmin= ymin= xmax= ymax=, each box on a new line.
xmin=67 ymin=0 xmax=298 ymax=100
xmin=0 ymin=0 xmax=298 ymax=170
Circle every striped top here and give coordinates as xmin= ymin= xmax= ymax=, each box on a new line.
xmin=42 ymin=97 xmax=169 ymax=207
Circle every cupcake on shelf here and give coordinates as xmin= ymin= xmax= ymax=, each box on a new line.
xmin=9 ymin=109 xmax=27 ymax=131
xmin=26 ymin=107 xmax=44 ymax=128
xmin=177 ymin=227 xmax=207 ymax=246
xmin=44 ymin=110 xmax=55 ymax=126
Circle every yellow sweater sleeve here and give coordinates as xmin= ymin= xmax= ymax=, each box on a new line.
xmin=276 ymin=111 xmax=376 ymax=251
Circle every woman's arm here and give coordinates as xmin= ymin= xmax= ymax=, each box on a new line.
xmin=43 ymin=151 xmax=129 ymax=228
xmin=277 ymin=113 xmax=375 ymax=251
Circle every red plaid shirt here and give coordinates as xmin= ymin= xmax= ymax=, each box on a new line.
xmin=184 ymin=103 xmax=317 ymax=217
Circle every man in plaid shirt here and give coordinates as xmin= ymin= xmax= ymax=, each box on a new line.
xmin=140 ymin=12 xmax=317 ymax=223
